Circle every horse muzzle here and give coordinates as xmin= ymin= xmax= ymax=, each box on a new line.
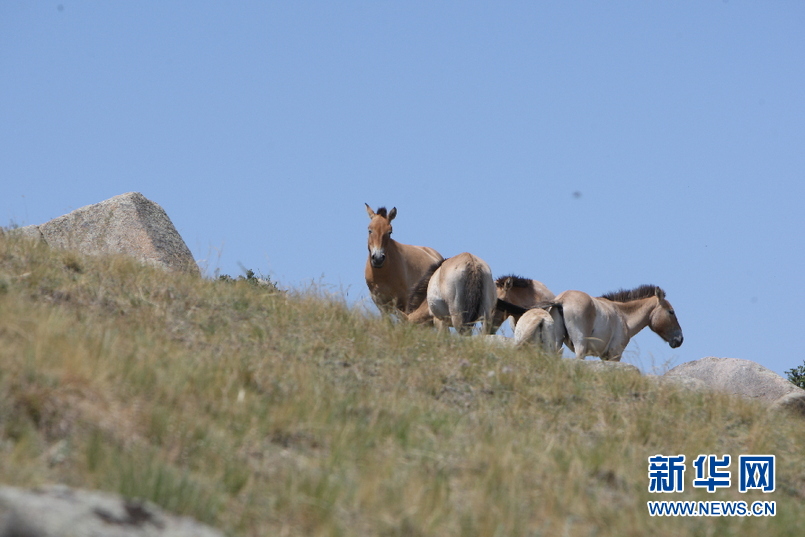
xmin=668 ymin=335 xmax=684 ymax=348
xmin=370 ymin=253 xmax=386 ymax=268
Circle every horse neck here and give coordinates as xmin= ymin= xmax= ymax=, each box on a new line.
xmin=395 ymin=240 xmax=427 ymax=281
xmin=383 ymin=237 xmax=403 ymax=261
xmin=505 ymin=287 xmax=538 ymax=308
xmin=613 ymin=297 xmax=658 ymax=338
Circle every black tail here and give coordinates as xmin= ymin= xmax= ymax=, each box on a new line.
xmin=549 ymin=302 xmax=567 ymax=343
xmin=534 ymin=301 xmax=560 ymax=312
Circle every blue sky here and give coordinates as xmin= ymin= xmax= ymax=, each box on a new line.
xmin=2 ymin=1 xmax=803 ymax=376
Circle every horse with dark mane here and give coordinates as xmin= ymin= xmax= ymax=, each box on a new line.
xmin=364 ymin=204 xmax=443 ymax=315
xmin=554 ymin=284 xmax=683 ymax=361
xmin=491 ymin=275 xmax=555 ymax=332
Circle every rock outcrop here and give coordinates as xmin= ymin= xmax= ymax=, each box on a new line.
xmin=664 ymin=357 xmax=805 ymax=416
xmin=14 ymin=192 xmax=199 ymax=275
xmin=0 ymin=485 xmax=223 ymax=537
xmin=577 ymin=360 xmax=641 ymax=375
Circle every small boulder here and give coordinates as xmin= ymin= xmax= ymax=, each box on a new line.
xmin=0 ymin=484 xmax=223 ymax=537
xmin=14 ymin=192 xmax=199 ymax=275
xmin=664 ymin=357 xmax=805 ymax=416
xmin=575 ymin=360 xmax=641 ymax=375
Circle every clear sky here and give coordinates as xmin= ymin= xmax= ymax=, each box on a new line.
xmin=2 ymin=1 xmax=803 ymax=376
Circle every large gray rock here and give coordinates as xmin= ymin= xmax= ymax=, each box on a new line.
xmin=647 ymin=374 xmax=708 ymax=392
xmin=0 ymin=485 xmax=223 ymax=537
xmin=664 ymin=357 xmax=805 ymax=416
xmin=14 ymin=192 xmax=199 ymax=275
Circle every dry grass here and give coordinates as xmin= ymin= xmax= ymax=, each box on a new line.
xmin=1 ymin=232 xmax=804 ymax=536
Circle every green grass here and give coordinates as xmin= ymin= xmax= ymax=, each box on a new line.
xmin=1 ymin=232 xmax=804 ymax=536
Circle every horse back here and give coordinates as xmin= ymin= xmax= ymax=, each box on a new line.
xmin=397 ymin=243 xmax=443 ymax=281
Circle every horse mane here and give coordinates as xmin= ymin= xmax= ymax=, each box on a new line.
xmin=406 ymin=259 xmax=445 ymax=313
xmin=495 ymin=274 xmax=533 ymax=289
xmin=600 ymin=284 xmax=662 ymax=303
xmin=375 ymin=207 xmax=388 ymax=218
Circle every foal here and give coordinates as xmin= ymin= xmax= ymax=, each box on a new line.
xmin=493 ymin=298 xmax=564 ymax=352
xmin=492 ymin=275 xmax=555 ymax=333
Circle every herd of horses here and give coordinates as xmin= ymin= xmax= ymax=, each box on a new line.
xmin=364 ymin=204 xmax=683 ymax=361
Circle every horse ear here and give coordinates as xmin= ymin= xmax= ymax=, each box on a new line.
xmin=388 ymin=207 xmax=397 ymax=221
xmin=654 ymin=287 xmax=666 ymax=300
xmin=365 ymin=203 xmax=376 ymax=219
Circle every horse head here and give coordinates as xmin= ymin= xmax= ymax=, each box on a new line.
xmin=365 ymin=203 xmax=397 ymax=268
xmin=649 ymin=287 xmax=684 ymax=348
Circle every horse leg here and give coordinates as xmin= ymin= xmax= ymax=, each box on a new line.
xmin=434 ymin=317 xmax=449 ymax=334
xmin=406 ymin=300 xmax=433 ymax=325
xmin=544 ymin=319 xmax=563 ymax=354
xmin=480 ymin=315 xmax=493 ymax=336
xmin=602 ymin=344 xmax=624 ymax=362
xmin=562 ymin=312 xmax=591 ymax=359
xmin=452 ymin=312 xmax=471 ymax=335
xmin=480 ymin=284 xmax=496 ymax=336
xmin=489 ymin=308 xmax=507 ymax=334
xmin=566 ymin=331 xmax=587 ymax=359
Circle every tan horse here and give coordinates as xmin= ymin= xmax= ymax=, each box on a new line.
xmin=406 ymin=253 xmax=497 ymax=335
xmin=513 ymin=305 xmax=564 ymax=352
xmin=491 ymin=275 xmax=555 ymax=332
xmin=555 ymin=285 xmax=683 ymax=361
xmin=364 ymin=204 xmax=443 ymax=315
xmin=492 ymin=298 xmax=564 ymax=352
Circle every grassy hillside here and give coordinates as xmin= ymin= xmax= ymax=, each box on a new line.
xmin=1 ymin=232 xmax=804 ymax=536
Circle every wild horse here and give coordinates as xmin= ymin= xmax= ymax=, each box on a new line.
xmin=364 ymin=204 xmax=443 ymax=315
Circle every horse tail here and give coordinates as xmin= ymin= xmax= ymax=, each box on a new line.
xmin=535 ymin=315 xmax=549 ymax=347
xmin=526 ymin=303 xmax=564 ymax=352
xmin=406 ymin=259 xmax=445 ymax=314
xmin=549 ymin=302 xmax=567 ymax=346
xmin=461 ymin=261 xmax=486 ymax=327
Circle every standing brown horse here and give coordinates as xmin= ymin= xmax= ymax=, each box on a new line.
xmin=364 ymin=204 xmax=443 ymax=315
xmin=555 ymin=285 xmax=683 ymax=361
xmin=491 ymin=275 xmax=556 ymax=333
